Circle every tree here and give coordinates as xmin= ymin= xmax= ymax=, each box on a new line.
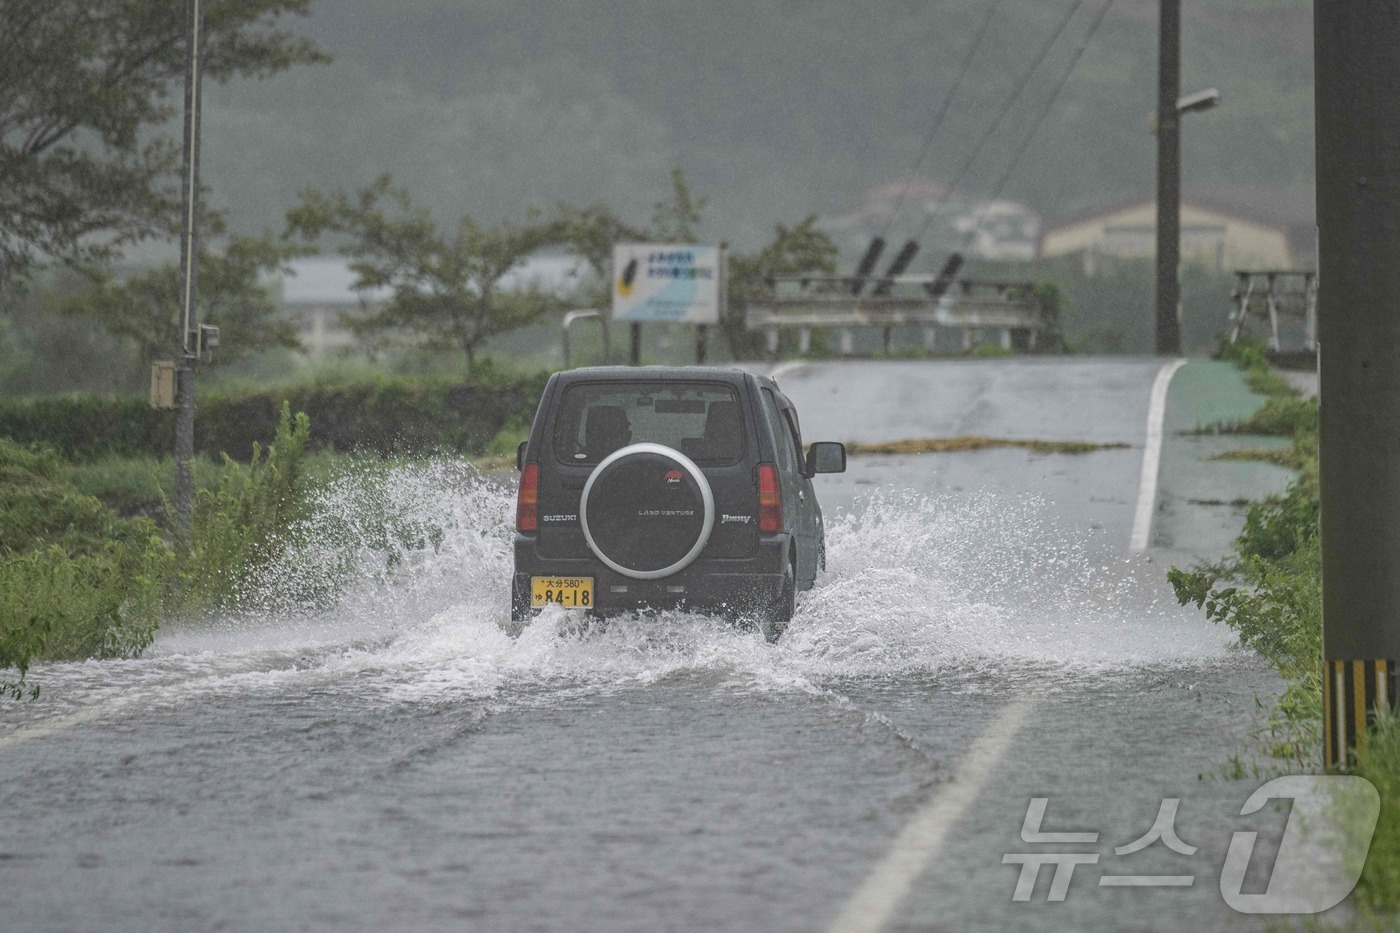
xmin=559 ymin=170 xmax=839 ymax=361
xmin=285 ymin=175 xmax=566 ymax=374
xmin=556 ymin=169 xmax=705 ymax=300
xmin=57 ymin=214 xmax=306 ymax=366
xmin=0 ymin=0 xmax=326 ymax=286
xmin=555 ymin=202 xmax=647 ymax=308
xmin=725 ymin=216 xmax=839 ymax=359
xmin=553 ymin=170 xmax=711 ymax=362
xmin=649 ymin=168 xmax=707 ymax=243
xmin=0 ymin=269 xmax=148 ymax=394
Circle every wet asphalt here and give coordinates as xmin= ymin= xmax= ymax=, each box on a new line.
xmin=0 ymin=358 xmax=1311 ymax=932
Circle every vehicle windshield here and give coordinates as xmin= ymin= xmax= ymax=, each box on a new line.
xmin=553 ymin=382 xmax=745 ymax=466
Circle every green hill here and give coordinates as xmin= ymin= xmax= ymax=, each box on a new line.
xmin=202 ymin=0 xmax=1314 ymax=250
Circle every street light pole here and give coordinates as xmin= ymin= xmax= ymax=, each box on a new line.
xmin=1154 ymin=0 xmax=1182 ymax=356
xmin=174 ymin=0 xmax=204 ymax=542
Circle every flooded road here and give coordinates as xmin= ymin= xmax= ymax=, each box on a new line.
xmin=1 ymin=359 xmax=1292 ymax=932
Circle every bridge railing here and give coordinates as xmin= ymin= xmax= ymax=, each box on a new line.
xmin=745 ymin=275 xmax=1047 ymax=356
xmin=1227 ymin=270 xmax=1317 ymax=352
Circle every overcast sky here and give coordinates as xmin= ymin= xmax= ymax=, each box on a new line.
xmin=199 ymin=0 xmax=1315 ymax=263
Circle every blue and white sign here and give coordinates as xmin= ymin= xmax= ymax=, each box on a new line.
xmin=612 ymin=243 xmax=724 ymax=324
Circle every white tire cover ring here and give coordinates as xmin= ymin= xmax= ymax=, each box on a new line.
xmin=579 ymin=442 xmax=715 ymax=580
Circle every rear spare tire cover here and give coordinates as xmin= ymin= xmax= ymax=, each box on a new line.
xmin=580 ymin=442 xmax=715 ymax=579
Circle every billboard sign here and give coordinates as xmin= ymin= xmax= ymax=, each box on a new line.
xmin=612 ymin=243 xmax=724 ymax=324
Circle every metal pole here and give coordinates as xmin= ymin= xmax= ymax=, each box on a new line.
xmin=629 ymin=323 xmax=641 ymax=366
xmin=1154 ymin=0 xmax=1182 ymax=355
xmin=695 ymin=324 xmax=707 ymax=365
xmin=1317 ymin=4 xmax=1400 ymax=768
xmin=561 ymin=309 xmax=611 ymax=368
xmin=174 ymin=0 xmax=204 ymax=542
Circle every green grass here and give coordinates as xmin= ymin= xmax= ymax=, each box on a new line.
xmin=846 ymin=436 xmax=1129 ymax=456
xmin=61 ymin=447 xmax=354 ymax=521
xmin=0 ymin=402 xmax=333 ymax=695
xmin=1355 ymin=713 xmax=1400 ymax=913
xmin=0 ymin=438 xmax=172 ymax=696
xmin=1217 ymin=337 xmax=1301 ymax=398
xmin=1193 ymin=395 xmax=1318 ymax=439
xmin=62 ymin=453 xmax=229 ymax=518
xmin=1171 ymin=338 xmax=1400 ymax=920
xmin=1170 ymin=339 xmax=1321 ymax=763
xmin=178 ymin=404 xmax=311 ymax=610
xmin=1172 ymin=382 xmax=1321 ymax=763
xmin=1208 ymin=447 xmax=1302 ymax=468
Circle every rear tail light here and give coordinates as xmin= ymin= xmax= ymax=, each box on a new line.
xmin=516 ymin=463 xmax=539 ymax=532
xmin=757 ymin=463 xmax=781 ymax=533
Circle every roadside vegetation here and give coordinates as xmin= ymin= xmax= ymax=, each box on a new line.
xmin=0 ymin=367 xmax=547 ymax=462
xmin=1168 ymin=340 xmax=1400 ymax=918
xmin=0 ymin=439 xmax=169 ymax=697
xmin=0 ymin=355 xmax=545 ymax=697
xmin=0 ymin=404 xmax=316 ymax=698
xmin=845 ymin=436 xmax=1127 ymax=456
xmin=1169 ymin=339 xmax=1319 ymax=763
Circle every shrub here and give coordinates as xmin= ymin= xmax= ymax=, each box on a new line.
xmin=1170 ymin=337 xmax=1321 ymax=764
xmin=1215 ymin=337 xmax=1297 ymax=398
xmin=0 ymin=372 xmax=550 ymax=462
xmin=0 ymin=438 xmax=172 ymax=696
xmin=180 ymin=402 xmax=311 ymax=609
xmin=1169 ymin=535 xmax=1321 ymax=762
xmin=0 ymin=404 xmax=323 ymax=697
xmin=1205 ymin=395 xmax=1318 ymax=439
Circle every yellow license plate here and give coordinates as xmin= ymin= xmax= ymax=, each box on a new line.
xmin=531 ymin=577 xmax=594 ymax=609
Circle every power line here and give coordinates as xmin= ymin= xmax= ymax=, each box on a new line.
xmin=911 ymin=0 xmax=1087 ymax=243
xmin=875 ymin=0 xmax=1007 ymax=243
xmin=957 ymin=0 xmax=1115 ymax=255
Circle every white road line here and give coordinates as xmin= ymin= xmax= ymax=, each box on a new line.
xmin=768 ymin=360 xmax=807 ymax=382
xmin=1128 ymin=358 xmax=1188 ymax=552
xmin=827 ymin=699 xmax=1034 ymax=933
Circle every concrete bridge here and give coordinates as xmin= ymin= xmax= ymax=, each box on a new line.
xmin=745 ymin=274 xmax=1051 ymax=355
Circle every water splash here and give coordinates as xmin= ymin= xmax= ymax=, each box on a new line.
xmin=788 ymin=488 xmax=1227 ymax=673
xmin=17 ymin=462 xmax=1234 ymax=716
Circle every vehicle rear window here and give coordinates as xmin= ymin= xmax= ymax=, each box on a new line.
xmin=553 ymin=382 xmax=745 ymax=466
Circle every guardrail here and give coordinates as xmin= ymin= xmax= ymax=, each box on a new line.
xmin=1227 ymin=270 xmax=1317 ymax=352
xmin=561 ymin=308 xmax=611 ymax=369
xmin=745 ymin=275 xmax=1046 ymax=356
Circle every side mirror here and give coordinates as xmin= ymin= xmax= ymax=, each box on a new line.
xmin=516 ymin=440 xmax=528 ymax=472
xmin=805 ymin=441 xmax=847 ymax=475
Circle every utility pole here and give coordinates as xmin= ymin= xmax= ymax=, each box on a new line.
xmin=174 ymin=0 xmax=205 ymax=541
xmin=1154 ymin=0 xmax=1182 ymax=356
xmin=1316 ymin=6 xmax=1400 ymax=768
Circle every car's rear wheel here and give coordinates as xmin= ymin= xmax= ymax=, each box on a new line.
xmin=509 ymin=585 xmax=531 ymax=632
xmin=758 ymin=560 xmax=796 ymax=644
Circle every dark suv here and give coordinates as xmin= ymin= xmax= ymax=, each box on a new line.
xmin=511 ymin=366 xmax=846 ymax=641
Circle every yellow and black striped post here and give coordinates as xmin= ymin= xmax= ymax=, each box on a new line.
xmin=1316 ymin=9 xmax=1400 ymax=770
xmin=1324 ymin=661 xmax=1397 ymax=769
